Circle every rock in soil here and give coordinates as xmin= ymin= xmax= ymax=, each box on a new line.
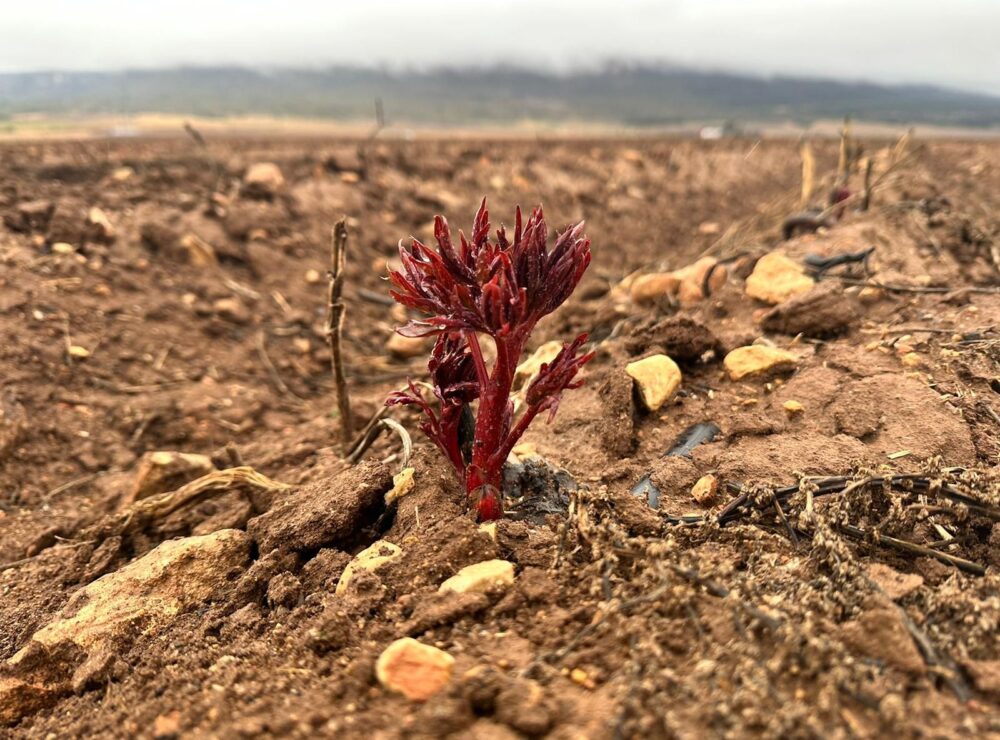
xmin=626 ymin=354 xmax=682 ymax=411
xmin=724 ymin=344 xmax=798 ymax=381
xmin=2 ymin=530 xmax=251 ymax=725
xmin=745 ymin=251 xmax=815 ymax=304
xmin=375 ymin=638 xmax=455 ymax=702
xmin=241 ymin=162 xmax=286 ymax=199
xmin=336 ymin=539 xmax=403 ymax=595
xmin=439 ymin=559 xmax=515 ymax=594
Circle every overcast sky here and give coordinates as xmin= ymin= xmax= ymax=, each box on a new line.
xmin=1 ymin=0 xmax=998 ymax=95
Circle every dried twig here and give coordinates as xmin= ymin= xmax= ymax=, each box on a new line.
xmin=255 ymin=330 xmax=300 ymax=399
xmin=346 ymin=406 xmax=391 ymax=463
xmin=827 ymin=275 xmax=1000 ymax=296
xmin=326 ymin=218 xmax=354 ymax=444
xmin=838 ymin=524 xmax=985 ymax=576
xmin=183 ymin=121 xmax=206 ymax=147
xmin=379 ymin=418 xmax=413 ymax=470
xmin=860 ymin=157 xmax=875 ymax=211
xmin=85 ymin=466 xmax=288 ymax=542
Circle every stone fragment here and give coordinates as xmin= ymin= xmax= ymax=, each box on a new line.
xmin=439 ymin=560 xmax=515 ymax=595
xmin=376 ymin=638 xmax=454 ymax=701
xmin=745 ymin=252 xmax=815 ymax=305
xmin=625 ymin=354 xmax=682 ymax=411
xmin=724 ymin=345 xmax=798 ymax=381
xmin=67 ymin=345 xmax=90 ymax=359
xmin=630 ymin=257 xmax=724 ymax=305
xmin=242 ymin=162 xmax=285 ymax=198
xmin=385 ymin=467 xmax=415 ymax=505
xmin=514 ymin=341 xmax=563 ymax=389
xmin=129 ymin=450 xmax=216 ymax=503
xmin=783 ymin=400 xmax=804 ymax=416
xmin=629 ymin=272 xmax=680 ymax=304
xmin=179 ymin=233 xmax=218 ymax=267
xmin=110 ymin=166 xmax=134 ymax=182
xmin=213 ymin=297 xmax=250 ymax=325
xmin=86 ymin=207 xmax=116 ymax=244
xmin=691 ymin=474 xmax=719 ymax=505
xmin=386 ymin=333 xmax=426 ymax=358
xmin=336 ymin=540 xmax=403 ymax=595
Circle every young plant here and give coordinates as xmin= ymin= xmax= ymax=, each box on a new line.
xmin=386 ymin=199 xmax=594 ymax=521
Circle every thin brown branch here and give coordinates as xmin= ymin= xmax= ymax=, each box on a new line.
xmin=326 ymin=217 xmax=354 ymax=444
xmin=255 ymin=330 xmax=300 ymax=400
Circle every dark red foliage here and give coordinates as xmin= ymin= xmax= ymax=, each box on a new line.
xmin=386 ymin=199 xmax=593 ymax=521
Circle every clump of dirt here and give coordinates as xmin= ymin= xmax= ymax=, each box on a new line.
xmin=2 ymin=134 xmax=1000 ymax=737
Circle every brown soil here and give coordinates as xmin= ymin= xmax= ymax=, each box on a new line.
xmin=1 ymin=134 xmax=1000 ymax=738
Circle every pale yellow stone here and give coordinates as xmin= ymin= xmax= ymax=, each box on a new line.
xmin=514 ymin=341 xmax=563 ymax=389
xmin=111 ymin=166 xmax=134 ymax=182
xmin=243 ymin=162 xmax=285 ymax=195
xmin=724 ymin=345 xmax=798 ymax=381
xmin=376 ymin=638 xmax=454 ymax=702
xmin=386 ymin=333 xmax=427 ymax=358
xmin=336 ymin=540 xmax=402 ymax=595
xmin=900 ymin=352 xmax=922 ymax=368
xmin=569 ymin=668 xmax=596 ymax=689
xmin=691 ymin=474 xmax=719 ymax=504
xmin=180 ymin=233 xmax=218 ymax=267
xmin=626 ymin=355 xmax=682 ymax=411
xmin=52 ymin=242 xmax=76 ymax=255
xmin=745 ymin=252 xmax=815 ymax=305
xmin=630 ymin=272 xmax=680 ymax=303
xmin=305 ymin=269 xmax=322 ymax=284
xmin=783 ymin=400 xmax=805 ymax=416
xmin=858 ymin=286 xmax=885 ymax=304
xmin=511 ymin=442 xmax=538 ymax=459
xmin=87 ymin=207 xmax=115 ymax=242
xmin=67 ymin=345 xmax=90 ymax=359
xmin=385 ymin=467 xmax=415 ymax=505
xmin=478 ymin=522 xmax=498 ymax=542
xmin=439 ymin=559 xmax=515 ymax=594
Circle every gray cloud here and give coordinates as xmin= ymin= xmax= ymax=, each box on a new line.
xmin=1 ymin=0 xmax=997 ymax=95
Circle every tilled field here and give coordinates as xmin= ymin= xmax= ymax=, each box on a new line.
xmin=1 ymin=134 xmax=1000 ymax=738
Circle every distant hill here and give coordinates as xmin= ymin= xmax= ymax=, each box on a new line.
xmin=2 ymin=64 xmax=1000 ymax=128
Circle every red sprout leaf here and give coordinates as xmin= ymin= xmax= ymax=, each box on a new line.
xmin=386 ymin=199 xmax=593 ymax=521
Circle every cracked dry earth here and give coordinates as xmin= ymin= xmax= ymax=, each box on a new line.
xmin=2 ymin=134 xmax=1000 ymax=738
